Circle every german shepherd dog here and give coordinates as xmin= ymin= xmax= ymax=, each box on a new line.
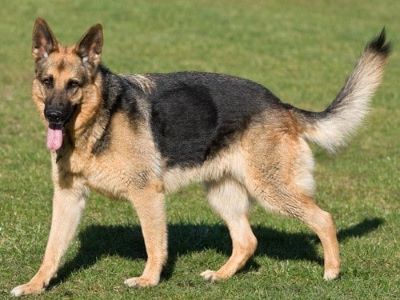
xmin=11 ymin=18 xmax=390 ymax=296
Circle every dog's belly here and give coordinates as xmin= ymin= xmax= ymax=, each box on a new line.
xmin=163 ymin=142 xmax=245 ymax=193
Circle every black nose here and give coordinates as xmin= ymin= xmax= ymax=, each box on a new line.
xmin=45 ymin=108 xmax=64 ymax=123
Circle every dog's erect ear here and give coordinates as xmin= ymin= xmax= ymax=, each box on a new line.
xmin=75 ymin=24 xmax=103 ymax=67
xmin=32 ymin=18 xmax=59 ymax=61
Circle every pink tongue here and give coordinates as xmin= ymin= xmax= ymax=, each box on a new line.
xmin=47 ymin=127 xmax=63 ymax=151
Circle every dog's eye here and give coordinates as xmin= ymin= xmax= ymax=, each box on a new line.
xmin=67 ymin=79 xmax=80 ymax=90
xmin=41 ymin=77 xmax=54 ymax=89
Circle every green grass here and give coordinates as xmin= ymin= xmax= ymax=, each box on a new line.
xmin=1 ymin=0 xmax=399 ymax=299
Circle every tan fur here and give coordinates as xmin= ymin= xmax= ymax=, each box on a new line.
xmin=202 ymin=178 xmax=257 ymax=281
xmin=163 ymin=141 xmax=245 ymax=193
xmin=240 ymin=112 xmax=340 ymax=279
xmin=12 ymin=176 xmax=88 ymax=296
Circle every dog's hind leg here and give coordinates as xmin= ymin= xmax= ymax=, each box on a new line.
xmin=124 ymin=183 xmax=167 ymax=288
xmin=201 ymin=177 xmax=257 ymax=282
xmin=249 ymin=182 xmax=340 ymax=280
xmin=243 ymin=133 xmax=340 ymax=280
xmin=11 ymin=178 xmax=88 ymax=297
xmin=298 ymin=199 xmax=340 ymax=280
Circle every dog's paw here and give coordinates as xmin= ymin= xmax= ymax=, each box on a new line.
xmin=323 ymin=268 xmax=340 ymax=281
xmin=200 ymin=270 xmax=227 ymax=282
xmin=10 ymin=282 xmax=45 ymax=297
xmin=124 ymin=276 xmax=158 ymax=288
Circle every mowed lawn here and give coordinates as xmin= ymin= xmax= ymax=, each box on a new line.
xmin=0 ymin=0 xmax=399 ymax=299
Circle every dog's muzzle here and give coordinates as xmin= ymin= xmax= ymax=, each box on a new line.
xmin=44 ymin=102 xmax=74 ymax=128
xmin=44 ymin=102 xmax=75 ymax=152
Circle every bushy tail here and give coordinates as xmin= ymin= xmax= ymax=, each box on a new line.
xmin=299 ymin=29 xmax=391 ymax=152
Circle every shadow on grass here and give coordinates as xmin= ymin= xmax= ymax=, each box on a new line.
xmin=50 ymin=217 xmax=383 ymax=287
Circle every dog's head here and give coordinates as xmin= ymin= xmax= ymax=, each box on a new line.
xmin=32 ymin=18 xmax=103 ymax=151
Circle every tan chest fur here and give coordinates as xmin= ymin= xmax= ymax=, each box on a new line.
xmin=54 ymin=113 xmax=162 ymax=199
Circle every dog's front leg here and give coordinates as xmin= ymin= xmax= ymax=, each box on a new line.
xmin=124 ymin=183 xmax=167 ymax=288
xmin=11 ymin=178 xmax=88 ymax=297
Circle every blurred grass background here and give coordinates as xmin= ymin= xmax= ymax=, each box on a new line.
xmin=0 ymin=0 xmax=399 ymax=298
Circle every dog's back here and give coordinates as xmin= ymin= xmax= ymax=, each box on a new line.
xmin=147 ymin=72 xmax=282 ymax=167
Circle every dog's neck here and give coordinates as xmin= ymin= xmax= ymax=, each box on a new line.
xmin=64 ymin=65 xmax=150 ymax=156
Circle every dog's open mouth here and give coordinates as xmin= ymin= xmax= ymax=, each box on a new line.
xmin=45 ymin=106 xmax=76 ymax=152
